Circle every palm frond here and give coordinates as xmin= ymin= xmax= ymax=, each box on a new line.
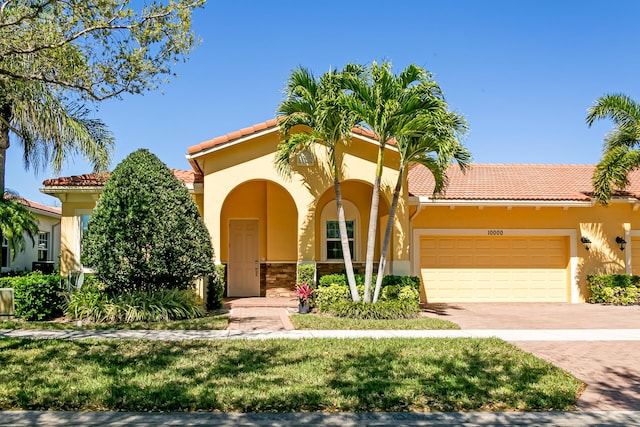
xmin=592 ymin=146 xmax=640 ymax=204
xmin=9 ymin=82 xmax=114 ymax=173
xmin=0 ymin=194 xmax=39 ymax=260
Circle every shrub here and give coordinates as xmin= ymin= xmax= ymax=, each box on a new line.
xmin=206 ymin=264 xmax=225 ymax=310
xmin=325 ymin=299 xmax=420 ymax=319
xmin=82 ymin=149 xmax=215 ymax=295
xmin=3 ymin=272 xmax=64 ymax=320
xmin=588 ymin=274 xmax=640 ymax=305
xmin=64 ymin=279 xmax=110 ymax=322
xmin=381 ymin=275 xmax=421 ymax=292
xmin=318 ymin=273 xmax=365 ymax=287
xmin=315 ymin=284 xmax=353 ymax=311
xmin=65 ymin=285 xmax=205 ymax=323
xmin=297 ymin=263 xmax=316 ymax=287
xmin=380 ymin=284 xmax=420 ymax=301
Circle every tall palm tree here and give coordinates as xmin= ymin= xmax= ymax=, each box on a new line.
xmin=0 ymin=191 xmax=39 ymax=265
xmin=586 ymin=93 xmax=640 ymax=204
xmin=372 ymin=110 xmax=471 ymax=302
xmin=275 ymin=65 xmax=363 ymax=301
xmin=344 ymin=61 xmax=448 ymax=302
xmin=0 ymin=79 xmax=113 ymax=263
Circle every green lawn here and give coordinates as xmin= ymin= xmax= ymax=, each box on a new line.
xmin=291 ymin=314 xmax=459 ymax=330
xmin=0 ymin=337 xmax=581 ymax=412
xmin=0 ymin=314 xmax=228 ymax=331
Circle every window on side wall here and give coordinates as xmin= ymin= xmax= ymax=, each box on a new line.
xmin=38 ymin=231 xmax=50 ymax=262
xmin=74 ymin=209 xmax=93 ymax=270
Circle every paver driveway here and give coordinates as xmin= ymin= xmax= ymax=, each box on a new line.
xmin=426 ymin=303 xmax=640 ymax=410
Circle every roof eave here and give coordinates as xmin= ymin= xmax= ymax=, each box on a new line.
xmin=409 ymin=196 xmax=596 ymax=207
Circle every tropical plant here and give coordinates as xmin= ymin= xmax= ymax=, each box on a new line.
xmin=586 ymin=94 xmax=640 ymax=204
xmin=294 ymin=283 xmax=314 ymax=304
xmin=0 ymin=192 xmax=39 ymax=265
xmin=372 ymin=111 xmax=470 ymax=302
xmin=276 ymin=65 xmax=364 ymax=301
xmin=81 ymin=149 xmax=215 ymax=294
xmin=344 ymin=61 xmax=460 ymax=302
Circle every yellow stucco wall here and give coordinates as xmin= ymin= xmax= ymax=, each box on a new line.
xmin=412 ymin=202 xmax=639 ymax=301
xmin=196 ymin=128 xmax=406 ymax=264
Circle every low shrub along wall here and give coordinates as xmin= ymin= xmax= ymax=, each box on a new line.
xmin=588 ymin=274 xmax=640 ymax=305
xmin=0 ymin=272 xmax=64 ymax=320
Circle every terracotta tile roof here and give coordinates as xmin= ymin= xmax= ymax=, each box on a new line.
xmin=408 ymin=164 xmax=640 ymax=201
xmin=187 ymin=119 xmax=280 ymax=155
xmin=186 ymin=119 xmax=392 ymax=157
xmin=42 ymin=169 xmax=203 ymax=187
xmin=4 ymin=193 xmax=61 ymax=216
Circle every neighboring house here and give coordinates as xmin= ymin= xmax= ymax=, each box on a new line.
xmin=1 ymin=196 xmax=61 ymax=273
xmin=41 ymin=119 xmax=640 ymax=303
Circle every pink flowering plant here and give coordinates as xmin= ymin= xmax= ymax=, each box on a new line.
xmin=294 ymin=283 xmax=314 ymax=303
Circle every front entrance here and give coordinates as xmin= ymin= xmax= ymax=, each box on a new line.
xmin=228 ymin=219 xmax=260 ymax=297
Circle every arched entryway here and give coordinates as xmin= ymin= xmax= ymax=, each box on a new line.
xmin=221 ymin=180 xmax=298 ymax=297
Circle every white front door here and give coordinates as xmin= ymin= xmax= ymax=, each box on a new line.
xmin=228 ymin=219 xmax=260 ymax=297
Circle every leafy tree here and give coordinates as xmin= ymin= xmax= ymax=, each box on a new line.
xmin=0 ymin=0 xmax=204 ymax=101
xmin=82 ymin=149 xmax=214 ymax=294
xmin=372 ymin=113 xmax=470 ymax=302
xmin=276 ymin=65 xmax=364 ymax=302
xmin=0 ymin=0 xmax=202 ymax=256
xmin=586 ymin=93 xmax=640 ymax=204
xmin=344 ymin=61 xmax=454 ymax=302
xmin=0 ymin=192 xmax=39 ymax=265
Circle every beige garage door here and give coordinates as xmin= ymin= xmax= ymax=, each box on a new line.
xmin=420 ymin=235 xmax=569 ymax=302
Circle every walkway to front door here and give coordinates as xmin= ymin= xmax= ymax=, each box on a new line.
xmin=225 ymin=297 xmax=297 ymax=330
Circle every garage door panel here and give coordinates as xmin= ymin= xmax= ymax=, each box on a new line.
xmin=420 ymin=235 xmax=569 ymax=302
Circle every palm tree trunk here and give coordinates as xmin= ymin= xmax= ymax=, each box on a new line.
xmin=334 ymin=176 xmax=360 ymax=301
xmin=0 ymin=109 xmax=9 ymax=196
xmin=364 ymin=148 xmax=385 ymax=302
xmin=373 ymin=165 xmax=405 ymax=302
xmin=0 ymin=119 xmax=9 ymax=268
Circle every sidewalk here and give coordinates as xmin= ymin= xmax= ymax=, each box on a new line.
xmin=2 ymin=328 xmax=640 ymax=341
xmin=1 ymin=409 xmax=639 ymax=427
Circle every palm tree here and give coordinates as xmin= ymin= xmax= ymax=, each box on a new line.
xmin=586 ymin=93 xmax=640 ymax=204
xmin=275 ymin=65 xmax=363 ymax=301
xmin=372 ymin=110 xmax=471 ymax=302
xmin=0 ymin=79 xmax=113 ymax=263
xmin=0 ymin=191 xmax=39 ymax=265
xmin=0 ymin=79 xmax=114 ymax=195
xmin=344 ymin=61 xmax=449 ymax=302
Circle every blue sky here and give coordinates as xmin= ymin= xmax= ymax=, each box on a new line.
xmin=7 ymin=0 xmax=640 ymax=205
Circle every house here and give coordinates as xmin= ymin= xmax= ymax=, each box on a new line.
xmin=41 ymin=119 xmax=640 ymax=303
xmin=1 ymin=195 xmax=61 ymax=273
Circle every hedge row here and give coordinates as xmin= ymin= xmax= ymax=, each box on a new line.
xmin=588 ymin=274 xmax=640 ymax=305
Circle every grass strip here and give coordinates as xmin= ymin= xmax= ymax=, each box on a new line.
xmin=0 ymin=337 xmax=581 ymax=412
xmin=291 ymin=314 xmax=459 ymax=330
xmin=0 ymin=315 xmax=228 ymax=331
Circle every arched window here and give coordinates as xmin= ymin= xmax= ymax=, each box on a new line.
xmin=320 ymin=200 xmax=360 ymax=261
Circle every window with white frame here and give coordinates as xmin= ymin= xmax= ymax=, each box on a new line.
xmin=37 ymin=231 xmax=50 ymax=262
xmin=1 ymin=237 xmax=8 ymax=268
xmin=320 ymin=200 xmax=360 ymax=261
xmin=326 ymin=220 xmax=354 ymax=260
